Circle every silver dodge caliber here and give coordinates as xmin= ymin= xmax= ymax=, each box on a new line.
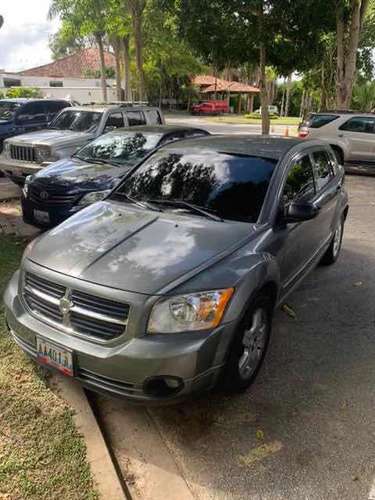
xmin=4 ymin=136 xmax=349 ymax=403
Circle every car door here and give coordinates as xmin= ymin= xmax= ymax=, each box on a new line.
xmin=275 ymin=152 xmax=318 ymax=291
xmin=15 ymin=102 xmax=48 ymax=133
xmin=338 ymin=116 xmax=375 ymax=162
xmin=310 ymin=148 xmax=341 ymax=250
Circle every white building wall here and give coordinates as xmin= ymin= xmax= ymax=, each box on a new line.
xmin=0 ymin=73 xmax=114 ymax=89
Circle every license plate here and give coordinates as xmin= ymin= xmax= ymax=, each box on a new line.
xmin=37 ymin=337 xmax=73 ymax=376
xmin=34 ymin=209 xmax=50 ymax=224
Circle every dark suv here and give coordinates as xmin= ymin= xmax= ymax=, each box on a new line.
xmin=4 ymin=137 xmax=348 ymax=403
xmin=0 ymin=99 xmax=75 ymax=153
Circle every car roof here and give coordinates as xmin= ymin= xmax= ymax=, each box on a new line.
xmin=0 ymin=98 xmax=71 ymax=103
xmin=311 ymin=111 xmax=375 ymax=117
xmin=105 ymin=125 xmax=209 ymax=135
xmin=160 ymin=135 xmax=321 ymax=160
xmin=68 ymin=105 xmax=160 ymax=113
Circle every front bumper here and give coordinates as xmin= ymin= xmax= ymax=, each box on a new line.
xmin=0 ymin=158 xmax=49 ymax=186
xmin=4 ymin=271 xmax=236 ymax=404
xmin=21 ymin=193 xmax=83 ymax=228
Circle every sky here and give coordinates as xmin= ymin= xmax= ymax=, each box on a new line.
xmin=0 ymin=0 xmax=60 ymax=73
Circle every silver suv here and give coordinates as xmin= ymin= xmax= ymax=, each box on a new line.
xmin=0 ymin=104 xmax=164 ymax=185
xmin=299 ymin=112 xmax=375 ymax=167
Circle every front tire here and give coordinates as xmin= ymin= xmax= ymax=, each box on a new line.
xmin=220 ymin=294 xmax=273 ymax=393
xmin=320 ymin=216 xmax=344 ymax=265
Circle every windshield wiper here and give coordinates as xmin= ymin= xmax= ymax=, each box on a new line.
xmin=147 ymin=199 xmax=223 ymax=222
xmin=117 ymin=193 xmax=162 ymax=212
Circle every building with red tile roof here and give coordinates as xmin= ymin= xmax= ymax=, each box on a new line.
xmin=17 ymin=48 xmax=116 ymax=78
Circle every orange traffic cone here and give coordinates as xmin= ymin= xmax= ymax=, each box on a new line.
xmin=283 ymin=126 xmax=289 ymax=137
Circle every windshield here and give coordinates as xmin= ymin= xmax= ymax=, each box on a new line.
xmin=0 ymin=101 xmax=20 ymax=120
xmin=76 ymin=131 xmax=161 ymax=165
xmin=48 ymin=109 xmax=102 ymax=133
xmin=111 ymin=150 xmax=277 ymax=222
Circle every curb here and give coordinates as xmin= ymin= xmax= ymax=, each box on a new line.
xmin=95 ymin=397 xmax=195 ymax=500
xmin=52 ymin=373 xmax=127 ymax=500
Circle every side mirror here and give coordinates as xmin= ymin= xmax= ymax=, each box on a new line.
xmin=285 ymin=201 xmax=320 ymax=222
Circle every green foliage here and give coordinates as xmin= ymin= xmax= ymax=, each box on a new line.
xmin=84 ymin=67 xmax=116 ymax=78
xmin=352 ymin=79 xmax=375 ymax=111
xmin=245 ymin=112 xmax=279 ymax=119
xmin=4 ymin=88 xmax=41 ymax=99
xmin=49 ymin=29 xmax=90 ymax=60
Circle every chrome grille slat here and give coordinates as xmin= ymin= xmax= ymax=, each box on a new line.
xmin=28 ymin=186 xmax=77 ymax=206
xmin=25 ymin=273 xmax=65 ymax=298
xmin=10 ymin=144 xmax=37 ymax=163
xmin=71 ymin=290 xmax=129 ymax=320
xmin=23 ymin=272 xmax=129 ymax=341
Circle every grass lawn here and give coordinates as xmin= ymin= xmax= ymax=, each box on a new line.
xmin=204 ymin=115 xmax=301 ymax=125
xmin=0 ymin=236 xmax=99 ymax=500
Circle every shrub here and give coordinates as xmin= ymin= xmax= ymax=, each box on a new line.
xmin=4 ymin=87 xmax=41 ymax=99
xmin=245 ymin=112 xmax=279 ymax=119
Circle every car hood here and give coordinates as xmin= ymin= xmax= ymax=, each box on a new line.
xmin=8 ymin=129 xmax=94 ymax=148
xmin=32 ymin=158 xmax=132 ymax=189
xmin=28 ymin=200 xmax=255 ymax=295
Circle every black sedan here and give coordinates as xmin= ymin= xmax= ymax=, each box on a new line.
xmin=21 ymin=125 xmax=209 ymax=227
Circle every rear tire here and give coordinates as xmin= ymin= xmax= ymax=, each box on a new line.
xmin=219 ymin=294 xmax=273 ymax=393
xmin=320 ymin=216 xmax=344 ymax=265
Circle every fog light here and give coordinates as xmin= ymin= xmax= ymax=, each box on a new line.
xmin=143 ymin=376 xmax=184 ymax=398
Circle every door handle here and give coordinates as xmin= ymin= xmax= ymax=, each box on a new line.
xmin=338 ymin=133 xmax=344 ymax=138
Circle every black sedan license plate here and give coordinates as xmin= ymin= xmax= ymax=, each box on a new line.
xmin=37 ymin=337 xmax=73 ymax=376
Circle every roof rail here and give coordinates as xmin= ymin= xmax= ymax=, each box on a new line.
xmin=323 ymin=109 xmax=375 ymax=114
xmin=80 ymin=100 xmax=150 ymax=107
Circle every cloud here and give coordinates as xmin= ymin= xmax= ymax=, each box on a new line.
xmin=0 ymin=22 xmax=54 ymax=72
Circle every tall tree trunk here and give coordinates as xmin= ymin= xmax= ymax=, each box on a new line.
xmin=258 ymin=1 xmax=269 ymax=134
xmin=336 ymin=0 xmax=369 ymax=110
xmin=94 ymin=33 xmax=108 ymax=102
xmin=129 ymin=0 xmax=147 ymax=101
xmin=122 ymin=35 xmax=131 ymax=101
xmin=110 ymin=37 xmax=122 ymax=101
xmin=280 ymin=85 xmax=285 ymax=116
xmin=285 ymin=74 xmax=292 ymax=117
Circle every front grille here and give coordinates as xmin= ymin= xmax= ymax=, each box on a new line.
xmin=23 ymin=272 xmax=130 ymax=341
xmin=28 ymin=185 xmax=78 ymax=206
xmin=10 ymin=144 xmax=37 ymax=162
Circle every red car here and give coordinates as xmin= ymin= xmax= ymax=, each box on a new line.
xmin=189 ymin=100 xmax=229 ymax=115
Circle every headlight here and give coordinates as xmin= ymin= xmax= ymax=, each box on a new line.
xmin=78 ymin=190 xmax=111 ymax=206
xmin=36 ymin=146 xmax=51 ymax=163
xmin=3 ymin=141 xmax=10 ymax=153
xmin=22 ymin=175 xmax=32 ymax=197
xmin=148 ymin=288 xmax=234 ymax=334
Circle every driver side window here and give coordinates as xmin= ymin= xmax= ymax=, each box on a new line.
xmin=283 ymin=154 xmax=316 ymax=205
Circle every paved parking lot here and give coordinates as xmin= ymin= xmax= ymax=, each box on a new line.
xmin=98 ymin=174 xmax=375 ymax=500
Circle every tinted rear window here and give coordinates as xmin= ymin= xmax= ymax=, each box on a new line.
xmin=112 ymin=151 xmax=277 ymax=223
xmin=306 ymin=114 xmax=339 ymax=128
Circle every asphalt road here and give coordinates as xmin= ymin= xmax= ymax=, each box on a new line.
xmin=97 ymin=174 xmax=375 ymax=500
xmin=165 ymin=114 xmax=298 ymax=136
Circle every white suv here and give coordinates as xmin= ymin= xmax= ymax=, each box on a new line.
xmin=299 ymin=112 xmax=375 ymax=167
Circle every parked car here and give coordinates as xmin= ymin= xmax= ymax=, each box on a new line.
xmin=189 ymin=100 xmax=229 ymax=115
xmin=4 ymin=136 xmax=348 ymax=403
xmin=0 ymin=104 xmax=164 ymax=186
xmin=0 ymin=98 xmax=75 ymax=153
xmin=21 ymin=125 xmax=210 ymax=228
xmin=298 ymin=111 xmax=375 ymax=167
xmin=254 ymin=105 xmax=279 ymax=116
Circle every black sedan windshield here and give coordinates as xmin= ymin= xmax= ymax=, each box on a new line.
xmin=112 ymin=150 xmax=277 ymax=222
xmin=48 ymin=110 xmax=101 ymax=132
xmin=0 ymin=101 xmax=20 ymax=120
xmin=76 ymin=131 xmax=162 ymax=165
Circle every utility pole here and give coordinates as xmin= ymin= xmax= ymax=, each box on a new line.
xmin=0 ymin=15 xmax=4 ymax=29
